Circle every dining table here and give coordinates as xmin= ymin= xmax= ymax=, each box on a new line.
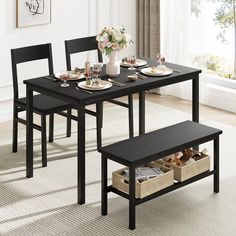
xmin=23 ymin=58 xmax=201 ymax=205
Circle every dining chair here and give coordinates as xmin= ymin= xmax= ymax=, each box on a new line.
xmin=65 ymin=36 xmax=134 ymax=141
xmin=11 ymin=43 xmax=73 ymax=167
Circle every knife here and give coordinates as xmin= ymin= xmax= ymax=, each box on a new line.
xmin=75 ymin=86 xmax=93 ymax=94
xmin=44 ymin=75 xmax=59 ymax=82
xmin=108 ymin=78 xmax=125 ymax=87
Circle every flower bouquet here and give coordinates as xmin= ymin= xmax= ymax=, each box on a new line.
xmin=96 ymin=26 xmax=133 ymax=77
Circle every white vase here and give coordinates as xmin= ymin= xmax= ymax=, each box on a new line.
xmin=106 ymin=51 xmax=120 ymax=77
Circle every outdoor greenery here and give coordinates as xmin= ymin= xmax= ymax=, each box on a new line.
xmin=191 ymin=0 xmax=236 ymax=79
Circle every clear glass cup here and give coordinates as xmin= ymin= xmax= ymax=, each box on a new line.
xmin=60 ymin=71 xmax=70 ymax=87
xmin=128 ymin=56 xmax=136 ymax=70
xmin=93 ymin=63 xmax=103 ymax=85
xmin=156 ymin=53 xmax=165 ymax=68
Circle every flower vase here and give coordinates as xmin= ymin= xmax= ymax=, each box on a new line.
xmin=106 ymin=51 xmax=120 ymax=77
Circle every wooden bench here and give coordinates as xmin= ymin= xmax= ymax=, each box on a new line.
xmin=98 ymin=120 xmax=222 ymax=230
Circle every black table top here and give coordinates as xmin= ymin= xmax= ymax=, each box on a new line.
xmin=98 ymin=121 xmax=222 ymax=167
xmin=23 ymin=59 xmax=201 ymax=106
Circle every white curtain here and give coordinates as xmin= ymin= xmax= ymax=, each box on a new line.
xmin=160 ymin=0 xmax=193 ymax=96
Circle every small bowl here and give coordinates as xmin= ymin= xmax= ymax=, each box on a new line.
xmin=127 ymin=75 xmax=138 ymax=81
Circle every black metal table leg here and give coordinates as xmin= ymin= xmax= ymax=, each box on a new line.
xmin=101 ymin=154 xmax=108 ymax=216
xmin=128 ymin=94 xmax=134 ymax=138
xmin=26 ymin=85 xmax=34 ymax=178
xmin=214 ymin=137 xmax=219 ymax=193
xmin=129 ymin=166 xmax=136 ymax=230
xmin=139 ymin=92 xmax=145 ymax=135
xmin=96 ymin=103 xmax=102 ymax=149
xmin=66 ymin=109 xmax=72 ymax=137
xmin=77 ymin=106 xmax=86 ymax=204
xmin=192 ymin=76 xmax=199 ymax=150
xmin=192 ymin=76 xmax=199 ymax=123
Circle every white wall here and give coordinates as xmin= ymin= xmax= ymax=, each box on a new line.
xmin=0 ymin=0 xmax=136 ymax=122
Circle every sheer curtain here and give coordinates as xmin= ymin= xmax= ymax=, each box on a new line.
xmin=160 ymin=0 xmax=193 ymax=96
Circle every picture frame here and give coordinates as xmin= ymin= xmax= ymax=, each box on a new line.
xmin=16 ymin=0 xmax=51 ymax=28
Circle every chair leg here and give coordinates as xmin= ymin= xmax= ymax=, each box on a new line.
xmin=41 ymin=115 xmax=47 ymax=167
xmin=66 ymin=109 xmax=72 ymax=137
xmin=12 ymin=105 xmax=18 ymax=153
xmin=49 ymin=114 xmax=54 ymax=142
xmin=128 ymin=94 xmax=134 ymax=138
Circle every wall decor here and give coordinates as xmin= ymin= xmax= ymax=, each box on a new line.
xmin=16 ymin=0 xmax=51 ymax=28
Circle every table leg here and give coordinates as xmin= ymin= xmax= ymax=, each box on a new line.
xmin=96 ymin=103 xmax=102 ymax=149
xmin=77 ymin=105 xmax=86 ymax=204
xmin=139 ymin=92 xmax=145 ymax=135
xmin=101 ymin=155 xmax=107 ymax=216
xmin=214 ymin=137 xmax=219 ymax=193
xmin=192 ymin=76 xmax=199 ymax=123
xmin=26 ymin=85 xmax=33 ymax=178
xmin=128 ymin=94 xmax=134 ymax=138
xmin=129 ymin=166 xmax=136 ymax=230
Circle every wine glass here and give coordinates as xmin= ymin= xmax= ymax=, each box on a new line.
xmin=93 ymin=63 xmax=103 ymax=85
xmin=128 ymin=56 xmax=136 ymax=70
xmin=60 ymin=71 xmax=70 ymax=87
xmin=156 ymin=53 xmax=165 ymax=68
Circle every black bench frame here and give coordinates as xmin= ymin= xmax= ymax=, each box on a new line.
xmin=99 ymin=121 xmax=222 ymax=230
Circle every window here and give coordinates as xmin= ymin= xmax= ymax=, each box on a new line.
xmin=161 ymin=0 xmax=234 ymax=80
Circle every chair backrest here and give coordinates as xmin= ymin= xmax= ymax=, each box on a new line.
xmin=11 ymin=43 xmax=54 ymax=99
xmin=65 ymin=36 xmax=103 ymax=71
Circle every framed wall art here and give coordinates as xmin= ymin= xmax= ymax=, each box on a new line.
xmin=16 ymin=0 xmax=51 ymax=28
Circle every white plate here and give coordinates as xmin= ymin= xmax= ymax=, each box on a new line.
xmin=120 ymin=59 xmax=147 ymax=68
xmin=141 ymin=66 xmax=173 ymax=76
xmin=78 ymin=81 xmax=112 ymax=91
xmin=55 ymin=71 xmax=84 ymax=80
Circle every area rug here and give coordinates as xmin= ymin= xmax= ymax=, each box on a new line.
xmin=0 ymin=100 xmax=236 ymax=235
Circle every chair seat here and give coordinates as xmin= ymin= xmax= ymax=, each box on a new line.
xmin=17 ymin=94 xmax=71 ymax=114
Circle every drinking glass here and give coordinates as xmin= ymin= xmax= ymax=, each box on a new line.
xmin=156 ymin=53 xmax=165 ymax=68
xmin=60 ymin=71 xmax=70 ymax=87
xmin=128 ymin=56 xmax=136 ymax=70
xmin=93 ymin=63 xmax=103 ymax=85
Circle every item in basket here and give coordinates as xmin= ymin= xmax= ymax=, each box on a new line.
xmin=163 ymin=148 xmax=208 ymax=166
xmin=122 ymin=166 xmax=164 ymax=183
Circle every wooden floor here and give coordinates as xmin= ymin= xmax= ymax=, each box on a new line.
xmin=1 ymin=94 xmax=236 ymax=131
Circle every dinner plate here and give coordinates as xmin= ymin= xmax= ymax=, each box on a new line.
xmin=55 ymin=71 xmax=84 ymax=80
xmin=141 ymin=66 xmax=173 ymax=76
xmin=77 ymin=81 xmax=112 ymax=91
xmin=120 ymin=59 xmax=147 ymax=68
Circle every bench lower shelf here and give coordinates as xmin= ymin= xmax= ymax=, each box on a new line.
xmin=108 ymin=170 xmax=216 ymax=206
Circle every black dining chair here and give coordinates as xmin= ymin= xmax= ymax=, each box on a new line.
xmin=11 ymin=43 xmax=73 ymax=167
xmin=65 ymin=36 xmax=134 ymax=141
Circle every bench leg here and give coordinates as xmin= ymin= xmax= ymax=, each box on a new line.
xmin=101 ymin=155 xmax=107 ymax=216
xmin=214 ymin=137 xmax=219 ymax=193
xmin=129 ymin=166 xmax=136 ymax=230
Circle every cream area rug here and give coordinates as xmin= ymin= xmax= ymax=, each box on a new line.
xmin=0 ymin=100 xmax=236 ymax=236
